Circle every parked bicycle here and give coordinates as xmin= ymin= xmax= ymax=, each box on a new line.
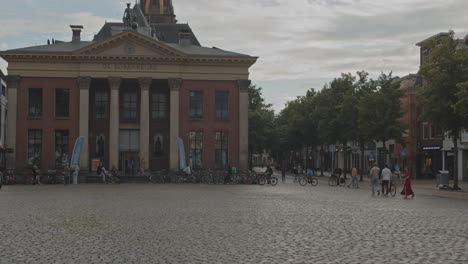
xmin=3 ymin=169 xmax=17 ymax=185
xmin=149 ymin=170 xmax=168 ymax=184
xmin=328 ymin=169 xmax=348 ymax=187
xmin=299 ymin=176 xmax=318 ymax=186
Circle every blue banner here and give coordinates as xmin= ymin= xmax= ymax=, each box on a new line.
xmin=178 ymin=137 xmax=186 ymax=170
xmin=70 ymin=136 xmax=85 ymax=167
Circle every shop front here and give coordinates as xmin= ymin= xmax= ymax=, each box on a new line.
xmin=417 ymin=146 xmax=442 ymax=179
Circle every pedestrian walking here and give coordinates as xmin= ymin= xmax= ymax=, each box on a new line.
xmin=381 ymin=164 xmax=392 ymax=196
xmin=348 ymin=166 xmax=359 ymax=188
xmin=401 ymin=168 xmax=415 ymax=199
xmin=369 ymin=164 xmax=380 ymax=196
xmin=32 ymin=162 xmax=41 ymax=185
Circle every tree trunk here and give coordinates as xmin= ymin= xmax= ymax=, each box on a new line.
xmin=453 ymin=136 xmax=460 ymax=190
xmin=360 ymin=141 xmax=365 ymax=182
xmin=320 ymin=144 xmax=324 ymax=176
xmin=248 ymin=146 xmax=253 ymax=170
xmin=343 ymin=142 xmax=348 ymax=178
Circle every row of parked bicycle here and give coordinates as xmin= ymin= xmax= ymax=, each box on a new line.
xmin=148 ymin=169 xmax=279 ymax=186
xmin=0 ymin=168 xmax=280 ymax=187
xmin=0 ymin=169 xmax=73 ymax=187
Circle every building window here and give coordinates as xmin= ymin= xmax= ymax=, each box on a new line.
xmin=55 ymin=89 xmax=70 ymax=118
xmin=28 ymin=129 xmax=42 ymax=165
xmin=151 ymin=0 xmax=159 ymax=6
xmin=152 ymin=93 xmax=166 ymax=120
xmin=189 ymin=91 xmax=203 ymax=119
xmin=96 ymin=134 xmax=105 ymax=158
xmin=189 ymin=131 xmax=203 ymax=168
xmin=215 ymin=91 xmax=229 ymax=120
xmin=28 ymin=88 xmax=42 ymax=118
xmin=123 ymin=93 xmax=138 ymax=120
xmin=153 ymin=133 xmax=164 ymax=157
xmin=432 ymin=125 xmax=443 ymax=138
xmin=95 ymin=92 xmax=109 ymax=119
xmin=55 ymin=130 xmax=69 ymax=167
xmin=423 ymin=123 xmax=430 ymax=140
xmin=215 ymin=132 xmax=228 ymax=168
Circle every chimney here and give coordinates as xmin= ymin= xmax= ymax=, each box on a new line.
xmin=179 ymin=31 xmax=192 ymax=45
xmin=70 ymin=25 xmax=84 ymax=42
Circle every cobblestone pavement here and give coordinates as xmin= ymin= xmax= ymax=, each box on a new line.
xmin=1 ymin=183 xmax=468 ymax=264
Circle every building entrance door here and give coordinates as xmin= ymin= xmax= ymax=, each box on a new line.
xmin=119 ymin=129 xmax=140 ymax=175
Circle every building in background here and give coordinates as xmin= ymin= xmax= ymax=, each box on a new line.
xmin=394 ymin=75 xmax=419 ymax=177
xmin=416 ymin=32 xmax=468 ymax=181
xmin=0 ymin=70 xmax=7 ymax=147
xmin=0 ymin=1 xmax=257 ymax=174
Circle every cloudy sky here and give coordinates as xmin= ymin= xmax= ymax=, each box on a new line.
xmin=1 ymin=0 xmax=468 ymax=111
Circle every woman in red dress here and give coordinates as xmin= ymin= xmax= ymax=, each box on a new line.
xmin=401 ymin=168 xmax=415 ymax=199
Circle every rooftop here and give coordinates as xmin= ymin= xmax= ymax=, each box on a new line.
xmin=2 ymin=3 xmax=251 ymax=58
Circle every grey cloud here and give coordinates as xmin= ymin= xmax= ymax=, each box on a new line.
xmin=2 ymin=0 xmax=468 ymax=110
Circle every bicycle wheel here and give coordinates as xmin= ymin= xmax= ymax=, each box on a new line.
xmin=270 ymin=177 xmax=278 ymax=186
xmin=232 ymin=175 xmax=239 ymax=184
xmin=310 ymin=177 xmax=318 ymax=186
xmin=299 ymin=177 xmax=307 ymax=186
xmin=258 ymin=176 xmax=266 ymax=185
xmin=328 ymin=177 xmax=337 ymax=186
xmin=390 ymin=183 xmax=397 ymax=197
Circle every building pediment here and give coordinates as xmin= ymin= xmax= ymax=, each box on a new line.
xmin=75 ymin=31 xmax=186 ymax=58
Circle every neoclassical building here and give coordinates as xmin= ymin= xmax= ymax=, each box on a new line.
xmin=0 ymin=1 xmax=257 ymax=173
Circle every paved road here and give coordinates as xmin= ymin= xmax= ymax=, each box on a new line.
xmin=1 ymin=183 xmax=467 ymax=264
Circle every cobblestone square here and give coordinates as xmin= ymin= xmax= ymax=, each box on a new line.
xmin=1 ymin=183 xmax=467 ymax=264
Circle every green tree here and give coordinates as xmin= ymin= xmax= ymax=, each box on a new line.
xmin=248 ymin=84 xmax=275 ymax=169
xmin=358 ymin=72 xmax=404 ymax=167
xmin=418 ymin=31 xmax=468 ymax=189
xmin=324 ymin=73 xmax=359 ymax=176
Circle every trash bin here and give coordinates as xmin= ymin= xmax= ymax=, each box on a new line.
xmin=436 ymin=170 xmax=450 ymax=189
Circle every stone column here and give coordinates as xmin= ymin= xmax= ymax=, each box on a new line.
xmin=169 ymin=78 xmax=181 ymax=171
xmin=139 ymin=77 xmax=152 ymax=170
xmin=78 ymin=77 xmax=91 ymax=170
xmin=6 ymin=76 xmax=20 ymax=166
xmin=237 ymin=80 xmax=251 ymax=170
xmin=108 ymin=77 xmax=121 ymax=169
